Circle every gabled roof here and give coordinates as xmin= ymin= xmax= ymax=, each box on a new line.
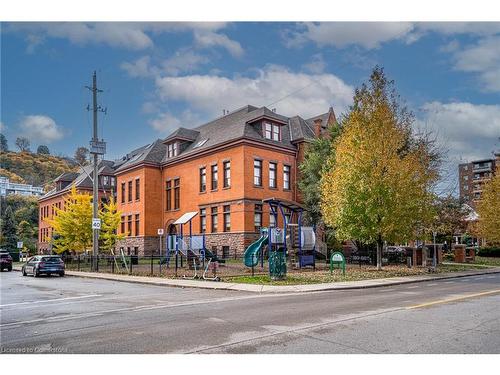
xmin=40 ymin=160 xmax=117 ymax=200
xmin=54 ymin=171 xmax=79 ymax=182
xmin=306 ymin=106 xmax=336 ymax=128
xmin=160 ymin=105 xmax=297 ymax=164
xmin=289 ymin=116 xmax=315 ymax=142
xmin=115 ymin=139 xmax=166 ymax=173
xmin=163 ymin=128 xmax=200 ymax=143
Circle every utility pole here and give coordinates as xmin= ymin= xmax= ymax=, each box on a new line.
xmin=86 ymin=71 xmax=106 ymax=272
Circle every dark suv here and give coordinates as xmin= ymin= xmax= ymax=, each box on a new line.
xmin=0 ymin=251 xmax=13 ymax=271
xmin=22 ymin=255 xmax=65 ymax=277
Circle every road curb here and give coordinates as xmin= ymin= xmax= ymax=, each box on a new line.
xmin=11 ymin=266 xmax=500 ymax=293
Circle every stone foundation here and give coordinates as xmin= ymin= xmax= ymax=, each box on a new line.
xmin=116 ymin=236 xmax=161 ymax=256
xmin=116 ymin=232 xmax=261 ymax=258
xmin=204 ymin=232 xmax=260 ymax=259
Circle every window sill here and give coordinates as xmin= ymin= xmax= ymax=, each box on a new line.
xmin=222 ymin=186 xmax=231 ymax=190
xmin=269 ymin=187 xmax=278 ymax=190
xmin=199 ymin=191 xmax=207 ymax=195
xmin=253 ymin=185 xmax=264 ymax=189
xmin=283 ymin=188 xmax=292 ymax=192
xmin=211 ymin=188 xmax=218 ymax=192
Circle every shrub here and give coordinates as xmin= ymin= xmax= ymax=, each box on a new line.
xmin=477 ymin=247 xmax=500 ymax=257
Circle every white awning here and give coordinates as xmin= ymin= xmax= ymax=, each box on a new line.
xmin=173 ymin=211 xmax=198 ymax=225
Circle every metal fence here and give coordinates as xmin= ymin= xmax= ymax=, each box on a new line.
xmin=59 ymin=247 xmax=409 ymax=279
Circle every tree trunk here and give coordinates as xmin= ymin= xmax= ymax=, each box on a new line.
xmin=376 ymin=234 xmax=383 ymax=270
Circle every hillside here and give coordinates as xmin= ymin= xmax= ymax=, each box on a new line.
xmin=0 ymin=151 xmax=77 ymax=190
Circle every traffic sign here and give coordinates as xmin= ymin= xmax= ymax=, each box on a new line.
xmin=92 ymin=218 xmax=102 ymax=230
xmin=157 ymin=228 xmax=164 ymax=236
xmin=17 ymin=241 xmax=23 ymax=249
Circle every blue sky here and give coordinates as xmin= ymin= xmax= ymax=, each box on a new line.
xmin=1 ymin=22 xmax=500 ymax=192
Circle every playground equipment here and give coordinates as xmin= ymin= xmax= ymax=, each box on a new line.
xmin=243 ymin=198 xmax=319 ymax=280
xmin=165 ymin=211 xmax=224 ymax=280
xmin=243 ymin=230 xmax=268 ymax=268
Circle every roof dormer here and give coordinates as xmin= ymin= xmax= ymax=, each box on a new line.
xmin=163 ymin=127 xmax=200 ymax=158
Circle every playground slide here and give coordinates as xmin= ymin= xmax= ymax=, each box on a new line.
xmin=244 ymin=234 xmax=268 ymax=267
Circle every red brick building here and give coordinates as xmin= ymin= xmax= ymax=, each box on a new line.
xmin=38 ymin=105 xmax=337 ymax=256
xmin=37 ymin=161 xmax=117 ymax=253
xmin=114 ymin=105 xmax=337 ymax=256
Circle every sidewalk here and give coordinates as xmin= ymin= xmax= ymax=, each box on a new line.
xmin=12 ymin=265 xmax=500 ymax=293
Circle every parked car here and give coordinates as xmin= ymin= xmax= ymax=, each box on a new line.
xmin=22 ymin=255 xmax=65 ymax=277
xmin=0 ymin=251 xmax=13 ymax=271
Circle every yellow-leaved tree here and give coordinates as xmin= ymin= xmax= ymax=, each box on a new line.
xmin=475 ymin=167 xmax=500 ymax=245
xmin=48 ymin=185 xmax=92 ymax=253
xmin=320 ymin=67 xmax=439 ymax=269
xmin=99 ymin=194 xmax=124 ymax=254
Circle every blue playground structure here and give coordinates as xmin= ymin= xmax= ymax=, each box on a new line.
xmin=243 ymin=198 xmax=317 ymax=279
xmin=165 ymin=211 xmax=224 ymax=280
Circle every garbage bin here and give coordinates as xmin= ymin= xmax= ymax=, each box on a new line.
xmin=269 ymin=251 xmax=286 ymax=280
xmin=130 ymin=255 xmax=139 ymax=265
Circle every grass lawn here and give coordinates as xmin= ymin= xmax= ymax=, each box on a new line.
xmin=473 ymin=256 xmax=500 ymax=267
xmin=224 ymin=263 xmax=488 ymax=285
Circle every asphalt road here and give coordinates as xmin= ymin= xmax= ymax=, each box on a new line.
xmin=1 ymin=271 xmax=499 ymax=354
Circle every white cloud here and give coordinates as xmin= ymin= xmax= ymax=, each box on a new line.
xmin=141 ymin=102 xmax=158 ymax=114
xmin=120 ymin=56 xmax=159 ymax=78
xmin=0 ymin=121 xmax=6 ymax=133
xmin=150 ymin=110 xmax=202 ymax=135
xmin=417 ymin=22 xmax=500 ymax=37
xmin=284 ymin=22 xmax=500 ymax=50
xmin=285 ymin=22 xmax=415 ymax=49
xmin=302 ymin=53 xmax=326 ymax=74
xmin=416 ymin=101 xmax=500 ymax=163
xmin=9 ymin=23 xmax=154 ymax=51
xmin=154 ymin=65 xmax=354 ymax=119
xmin=6 ymin=22 xmax=239 ymax=52
xmin=19 ymin=115 xmax=64 ymax=143
xmin=194 ymin=30 xmax=244 ymax=57
xmin=121 ymin=50 xmax=210 ymax=79
xmin=161 ymin=49 xmax=210 ymax=75
xmin=451 ymin=36 xmax=500 ymax=92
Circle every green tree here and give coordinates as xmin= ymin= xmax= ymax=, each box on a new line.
xmin=37 ymin=145 xmax=50 ymax=155
xmin=99 ymin=195 xmax=124 ymax=254
xmin=0 ymin=134 xmax=8 ymax=152
xmin=430 ymin=195 xmax=470 ymax=245
xmin=48 ymin=185 xmax=93 ymax=253
xmin=1 ymin=206 xmax=18 ymax=251
xmin=17 ymin=220 xmax=36 ymax=253
xmin=320 ymin=67 xmax=439 ymax=269
xmin=476 ymin=167 xmax=500 ymax=245
xmin=298 ymin=125 xmax=341 ymax=226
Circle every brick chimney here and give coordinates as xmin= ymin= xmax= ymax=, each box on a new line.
xmin=314 ymin=118 xmax=322 ymax=137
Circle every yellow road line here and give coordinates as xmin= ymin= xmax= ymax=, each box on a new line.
xmin=407 ymin=289 xmax=500 ymax=309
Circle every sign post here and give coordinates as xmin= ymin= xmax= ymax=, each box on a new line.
xmin=330 ymin=251 xmax=346 ymax=276
xmin=432 ymin=231 xmax=437 ymax=270
xmin=158 ymin=228 xmax=164 ymax=274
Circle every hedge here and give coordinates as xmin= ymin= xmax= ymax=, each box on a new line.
xmin=477 ymin=247 xmax=500 ymax=257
